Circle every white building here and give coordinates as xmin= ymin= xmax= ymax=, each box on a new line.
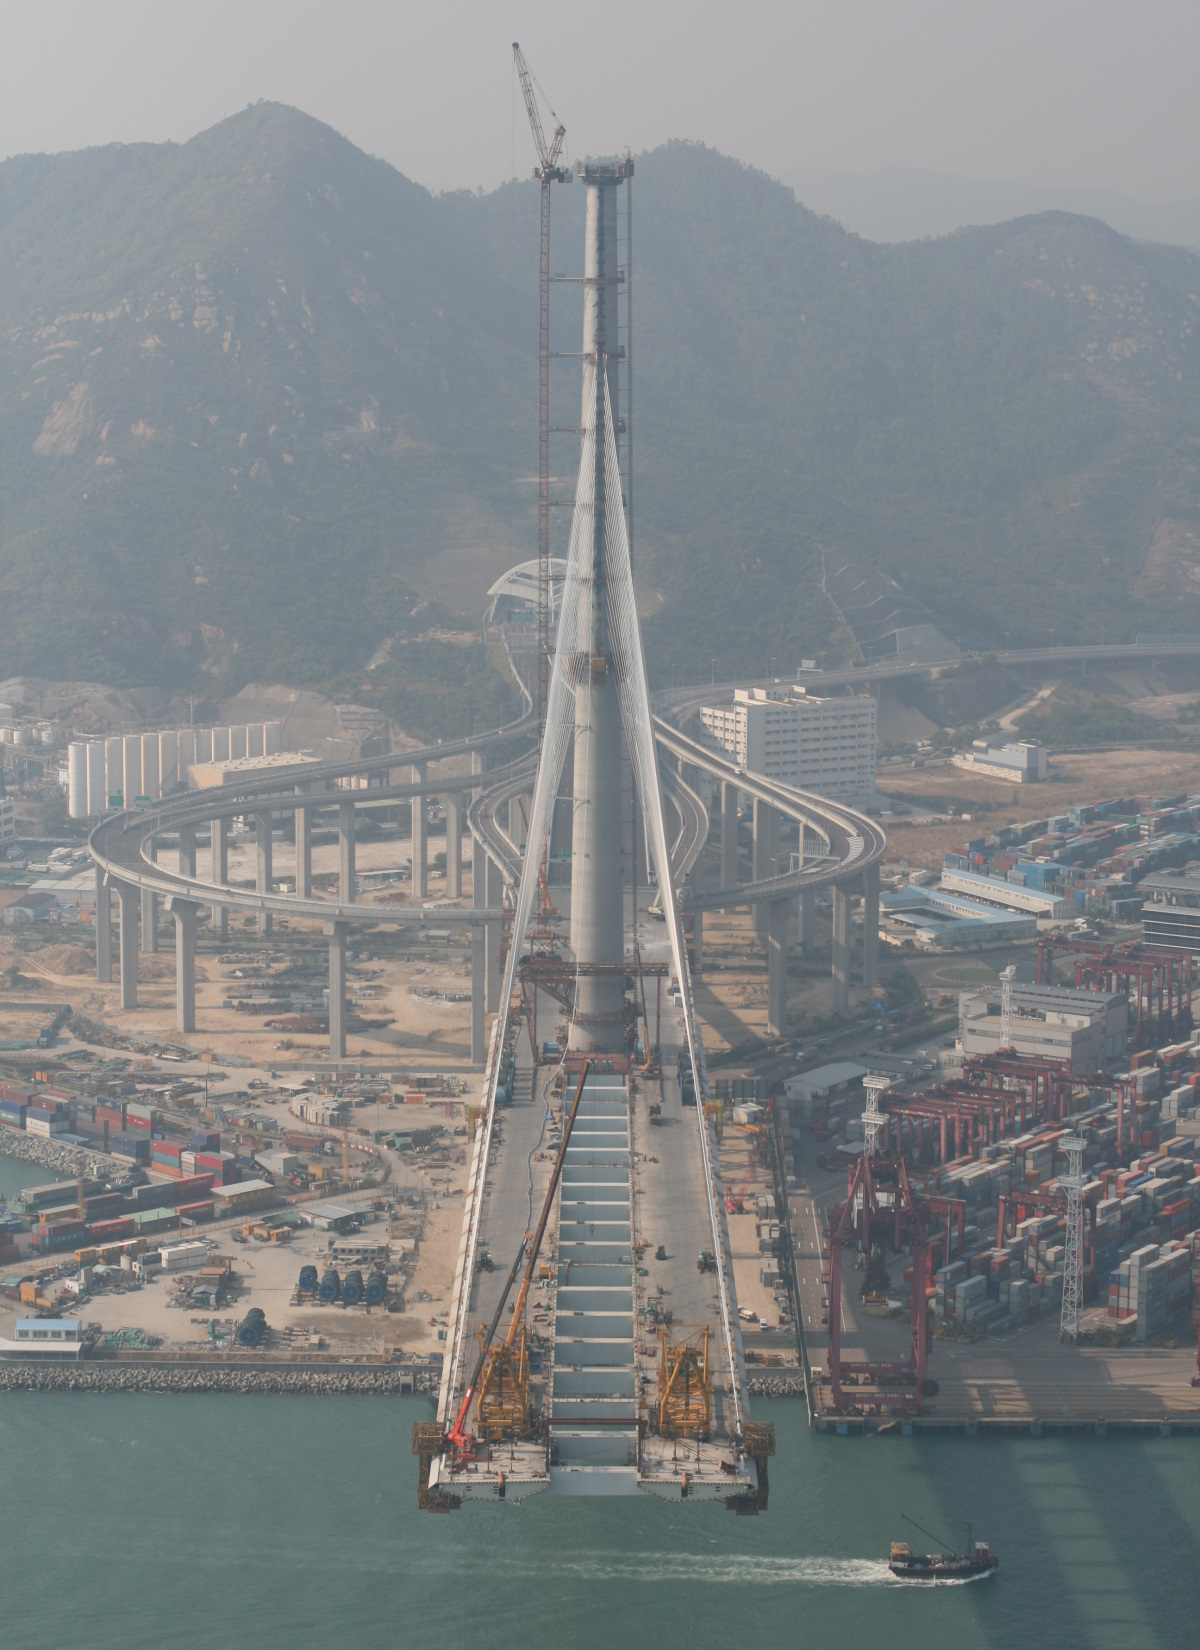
xmin=959 ymin=983 xmax=1127 ymax=1071
xmin=953 ymin=738 xmax=1048 ymax=784
xmin=0 ymin=795 xmax=14 ymax=848
xmin=700 ymin=686 xmax=876 ymax=805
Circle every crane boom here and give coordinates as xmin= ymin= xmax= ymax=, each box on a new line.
xmin=512 ymin=42 xmax=567 ymax=746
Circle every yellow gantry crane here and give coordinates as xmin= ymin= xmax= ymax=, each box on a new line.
xmin=656 ymin=1326 xmax=712 ymax=1441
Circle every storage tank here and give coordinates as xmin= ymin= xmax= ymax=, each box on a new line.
xmin=211 ymin=726 xmax=229 ymax=762
xmin=177 ymin=727 xmax=197 ymax=776
xmin=229 ymin=724 xmax=247 ymax=760
xmin=298 ymin=1265 xmax=319 ymax=1293
xmin=246 ymin=723 xmax=264 ymax=758
xmin=236 ymin=1307 xmax=267 ymax=1346
xmin=86 ymin=740 xmax=106 ymax=816
xmin=365 ymin=1271 xmax=387 ymax=1305
xmin=318 ymin=1268 xmax=340 ymax=1302
xmin=122 ymin=734 xmax=142 ymax=806
xmin=140 ymin=733 xmax=160 ymax=800
xmin=264 ymin=720 xmax=283 ymax=756
xmin=159 ymin=729 xmax=178 ymax=794
xmin=67 ymin=744 xmax=88 ymax=819
xmin=341 ymin=1268 xmax=364 ymax=1304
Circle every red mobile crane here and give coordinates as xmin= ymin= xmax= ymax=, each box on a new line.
xmin=512 ymin=43 xmax=569 ymax=748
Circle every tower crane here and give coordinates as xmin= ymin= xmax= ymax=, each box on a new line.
xmin=512 ymin=42 xmax=569 ymax=747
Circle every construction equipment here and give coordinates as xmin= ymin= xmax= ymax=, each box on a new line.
xmin=512 ymin=41 xmax=569 ymax=746
xmin=445 ymin=1063 xmax=590 ymax=1456
xmin=656 ymin=1326 xmax=712 ymax=1440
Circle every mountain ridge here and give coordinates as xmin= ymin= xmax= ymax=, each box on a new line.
xmin=2 ymin=105 xmax=1200 ymax=733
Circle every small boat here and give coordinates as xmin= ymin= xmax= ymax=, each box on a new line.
xmin=889 ymin=1516 xmax=999 ymax=1582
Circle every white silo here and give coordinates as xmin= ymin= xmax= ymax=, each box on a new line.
xmin=86 ymin=741 xmax=106 ymax=815
xmin=263 ymin=720 xmax=283 ymax=755
xmin=68 ymin=743 xmax=88 ymax=819
xmin=159 ymin=729 xmax=178 ymax=793
xmin=123 ymin=735 xmax=142 ymax=805
xmin=211 ymin=726 xmax=229 ymax=762
xmin=194 ymin=727 xmax=214 ymax=763
xmin=230 ymin=724 xmax=247 ymax=760
xmin=246 ymin=723 xmax=264 ymax=758
xmin=141 ymin=733 xmax=160 ymax=800
xmin=105 ymin=737 xmax=124 ymax=804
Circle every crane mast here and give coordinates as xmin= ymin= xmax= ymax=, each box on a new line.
xmin=512 ymin=42 xmax=568 ymax=746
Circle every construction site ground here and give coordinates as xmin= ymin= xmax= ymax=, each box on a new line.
xmin=789 ymin=1131 xmax=1200 ymax=1431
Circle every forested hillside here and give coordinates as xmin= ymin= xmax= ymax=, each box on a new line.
xmin=2 ymin=104 xmax=1199 ymax=728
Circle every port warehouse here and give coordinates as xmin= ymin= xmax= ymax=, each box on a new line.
xmin=791 ymin=1021 xmax=1200 ymax=1351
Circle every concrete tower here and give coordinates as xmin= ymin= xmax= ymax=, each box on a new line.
xmin=568 ymin=157 xmax=633 ymax=1053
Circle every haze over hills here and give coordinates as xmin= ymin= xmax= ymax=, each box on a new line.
xmin=785 ymin=165 xmax=1200 ymax=251
xmin=3 ymin=103 xmax=1200 ymax=734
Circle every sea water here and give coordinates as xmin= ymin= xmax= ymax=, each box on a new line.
xmin=0 ymin=1395 xmax=1194 ymax=1649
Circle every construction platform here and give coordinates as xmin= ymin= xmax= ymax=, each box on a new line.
xmin=425 ymin=965 xmax=761 ymax=1507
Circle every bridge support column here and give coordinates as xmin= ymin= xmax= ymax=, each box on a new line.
xmin=472 ymin=832 xmax=486 ymax=906
xmin=411 ymin=762 xmax=427 ymax=900
xmin=861 ymin=860 xmax=880 ymax=993
xmin=767 ymin=897 xmax=789 ymax=1039
xmin=338 ymin=801 xmax=356 ymax=904
xmin=471 ymin=925 xmax=486 ymax=1064
xmin=485 ymin=856 xmax=503 ymax=1013
xmin=294 ymin=805 xmax=312 ymax=900
xmin=831 ymin=884 xmax=850 ymax=1015
xmin=445 ymin=794 xmax=462 ymax=898
xmin=210 ymin=817 xmax=228 ymax=935
xmin=753 ymin=799 xmax=778 ymax=942
xmin=170 ymin=899 xmax=199 ymax=1033
xmin=798 ymin=887 xmax=815 ymax=958
xmin=116 ymin=882 xmax=139 ymax=1010
xmin=721 ymin=782 xmax=739 ymax=910
xmin=141 ymin=839 xmax=159 ymax=953
xmin=691 ymin=908 xmax=703 ymax=976
xmin=178 ymin=824 xmax=196 ymax=880
xmin=95 ymin=866 xmax=112 ymax=983
xmin=325 ymin=920 xmax=348 ymax=1060
xmin=255 ymin=812 xmax=273 ymax=936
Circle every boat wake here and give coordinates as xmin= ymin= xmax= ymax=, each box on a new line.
xmin=543 ymin=1554 xmax=896 ymax=1587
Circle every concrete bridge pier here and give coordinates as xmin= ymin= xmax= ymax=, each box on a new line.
xmin=94 ymin=866 xmax=112 ymax=983
xmin=255 ymin=813 xmax=273 ymax=936
xmin=178 ymin=824 xmax=197 ymax=879
xmin=338 ymin=801 xmax=356 ymax=904
xmin=169 ymin=898 xmax=200 ymax=1032
xmin=485 ymin=856 xmax=503 ymax=1013
xmin=141 ymin=841 xmax=159 ymax=953
xmin=294 ymin=805 xmax=312 ymax=900
xmin=210 ymin=817 xmax=228 ymax=935
xmin=116 ymin=882 xmax=139 ymax=1010
xmin=766 ymin=897 xmax=789 ymax=1038
xmin=861 ymin=860 xmax=880 ymax=993
xmin=445 ymin=794 xmax=462 ymax=898
xmin=471 ymin=925 xmax=486 ymax=1064
xmin=472 ymin=833 xmax=486 ymax=908
xmin=798 ymin=886 xmax=815 ymax=958
xmin=831 ymin=883 xmax=851 ymax=1015
xmin=691 ymin=907 xmax=703 ymax=976
xmin=721 ymin=782 xmax=739 ymax=910
xmin=325 ymin=920 xmax=349 ymax=1059
xmin=411 ymin=762 xmax=427 ymax=899
xmin=753 ymin=800 xmax=778 ymax=942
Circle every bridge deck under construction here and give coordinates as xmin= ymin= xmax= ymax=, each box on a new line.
xmin=429 ymin=960 xmax=756 ymax=1505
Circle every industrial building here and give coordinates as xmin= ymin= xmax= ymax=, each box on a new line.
xmin=953 ymin=737 xmax=1049 ymax=783
xmin=880 ymin=884 xmax=1037 ymax=948
xmin=188 ymin=752 xmax=320 ymax=790
xmin=959 ymin=982 xmax=1128 ymax=1071
xmin=0 ymin=1319 xmax=83 ymax=1360
xmin=940 ymin=867 xmax=1077 ymax=920
xmin=1141 ymin=870 xmax=1200 ymax=953
xmin=0 ymin=795 xmax=14 ymax=849
xmin=700 ymin=685 xmax=876 ymax=805
xmin=67 ymin=720 xmax=285 ymax=818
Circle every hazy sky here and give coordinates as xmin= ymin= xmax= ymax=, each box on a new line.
xmin=2 ymin=0 xmax=1197 ymax=200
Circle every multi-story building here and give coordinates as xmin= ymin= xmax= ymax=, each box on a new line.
xmin=700 ymin=686 xmax=876 ymax=805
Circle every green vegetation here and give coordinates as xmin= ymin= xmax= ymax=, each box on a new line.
xmin=2 ymin=105 xmax=1200 ymax=720
xmin=1015 ymin=700 xmax=1172 ymax=746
